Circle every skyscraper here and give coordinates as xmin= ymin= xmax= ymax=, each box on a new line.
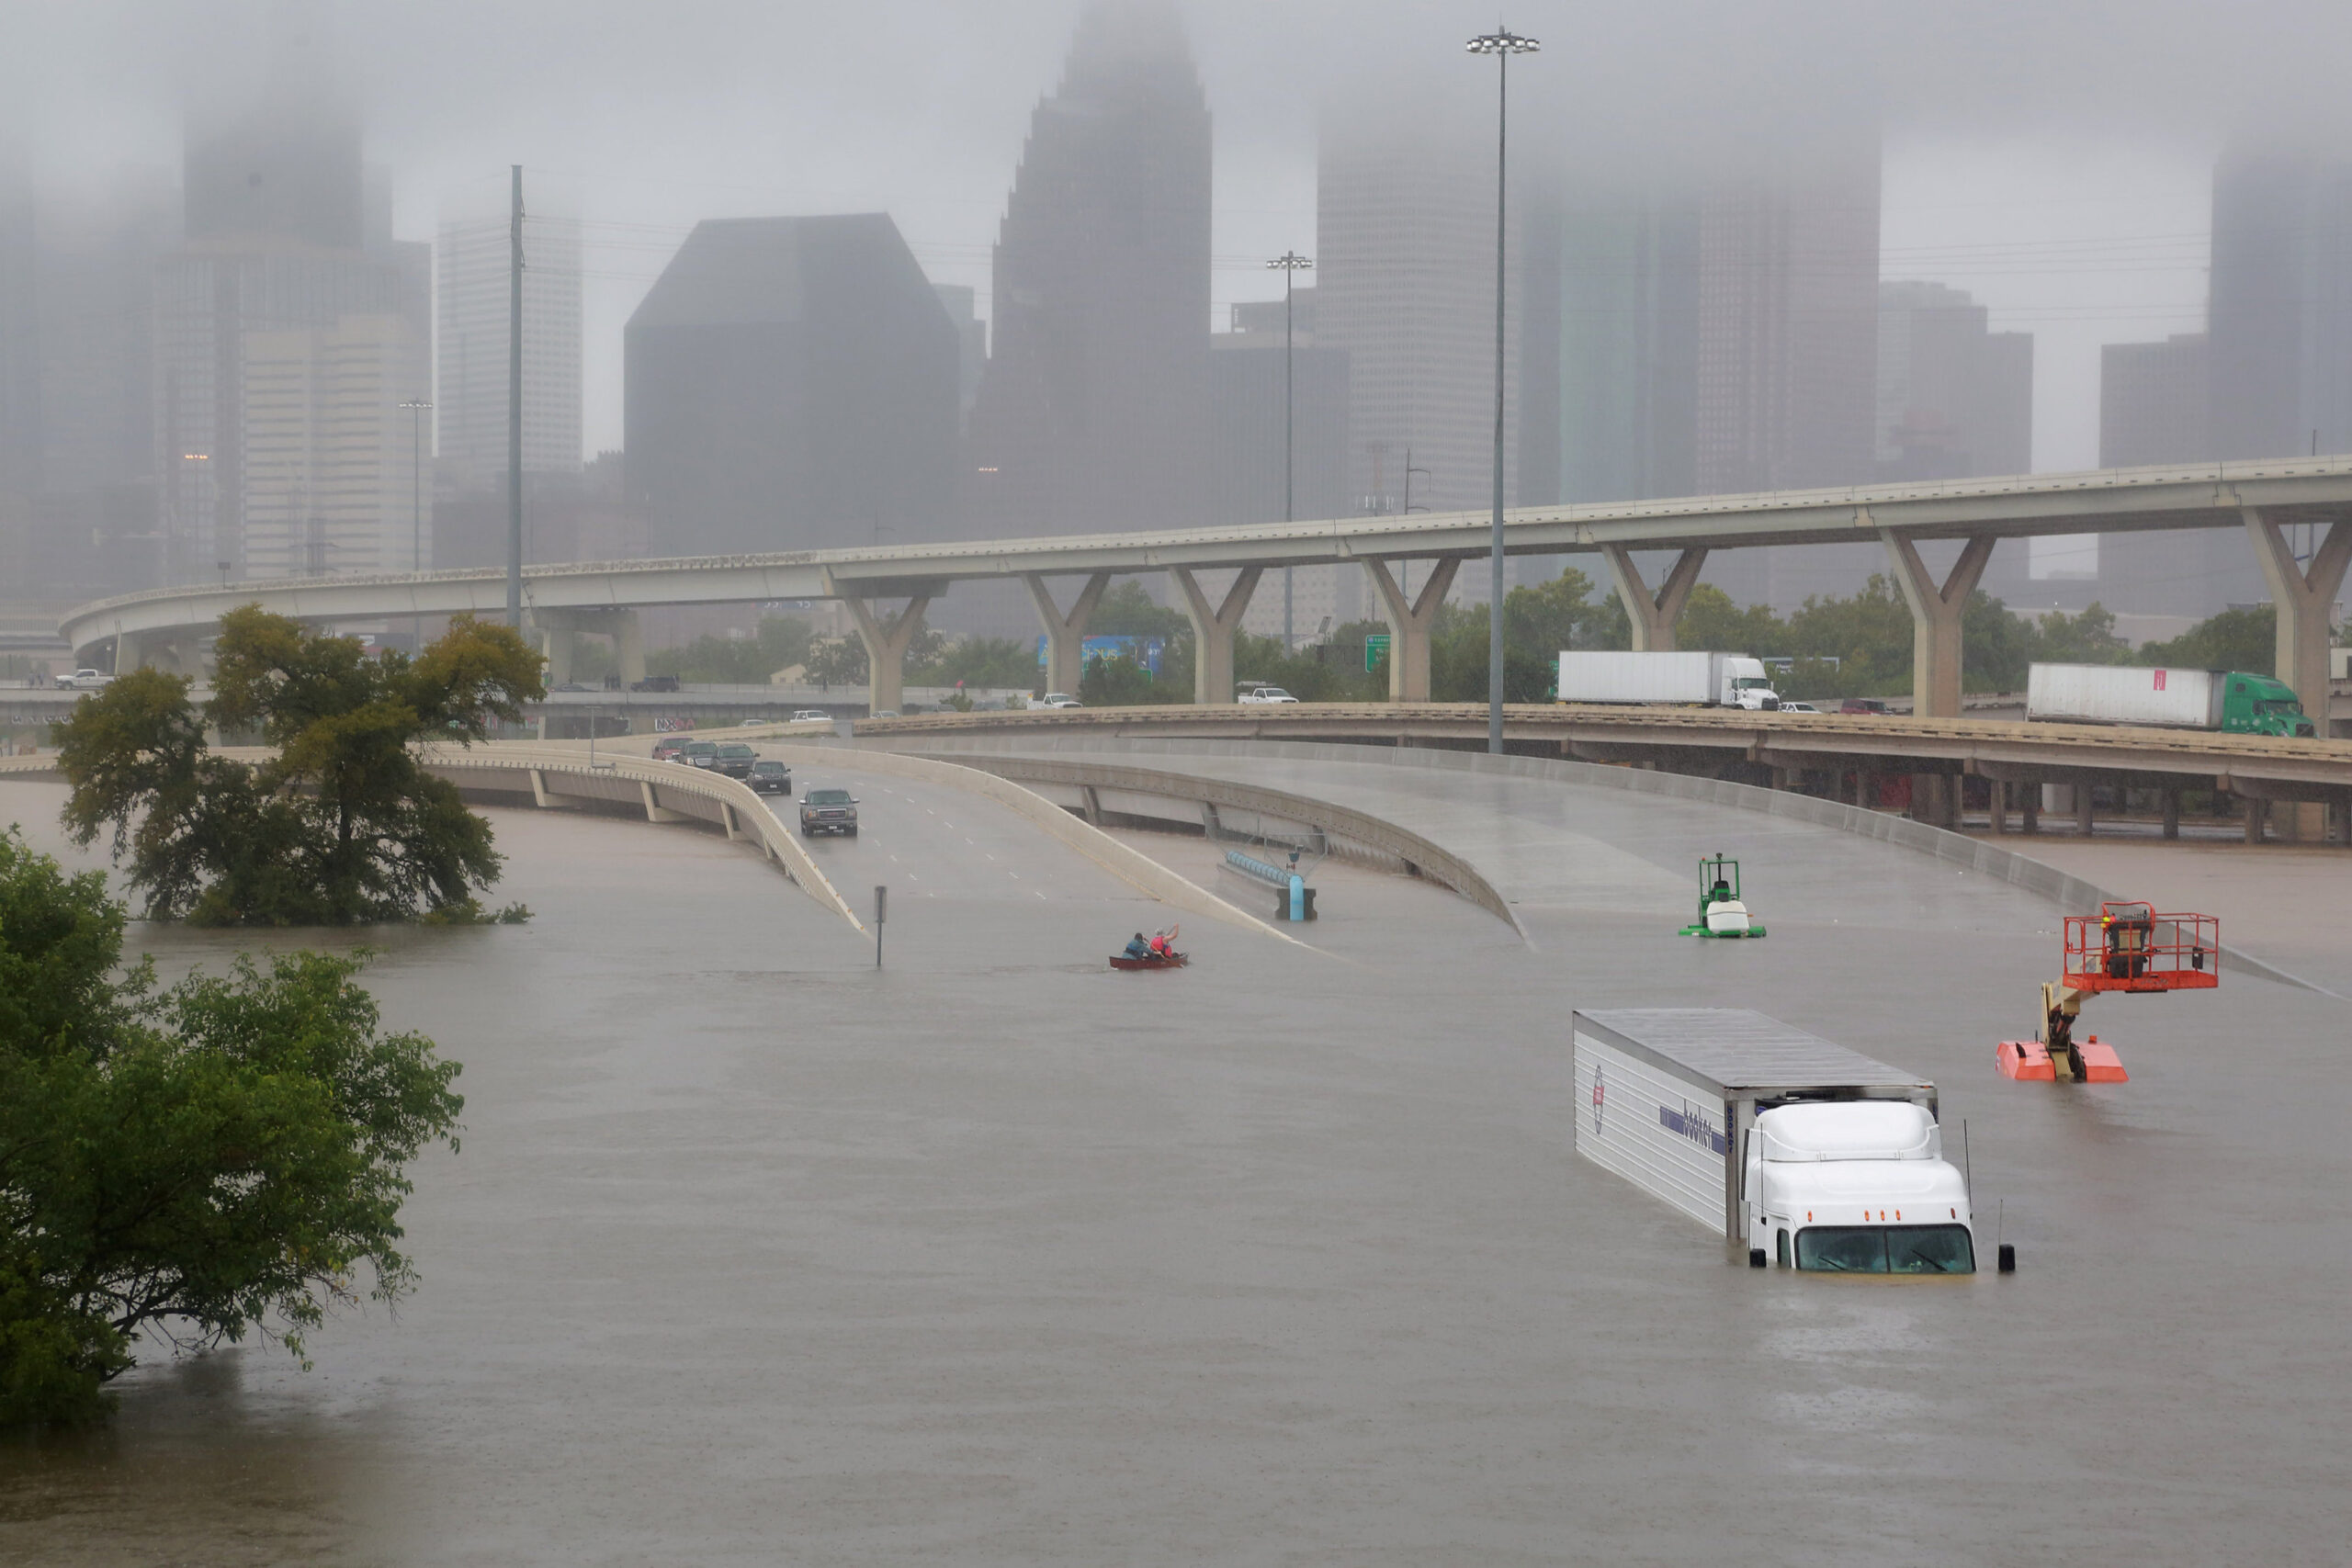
xmin=1693 ymin=136 xmax=1883 ymax=605
xmin=240 ymin=313 xmax=427 ymax=578
xmin=435 ymin=180 xmax=583 ymax=497
xmin=1317 ymin=106 xmax=1517 ymax=568
xmin=963 ymin=0 xmax=1212 ymax=540
xmin=2095 ymin=333 xmax=2242 ymax=617
xmin=2208 ymin=146 xmax=2352 ymax=461
xmin=1518 ymin=177 xmax=1698 ymax=507
xmin=153 ymin=14 xmax=415 ymax=583
xmin=624 ymin=214 xmax=959 ymax=558
xmin=1874 ymin=280 xmax=2031 ymax=481
xmin=1209 ymin=295 xmax=1352 ymax=636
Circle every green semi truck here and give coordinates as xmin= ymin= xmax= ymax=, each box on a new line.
xmin=2026 ymin=663 xmax=2317 ymax=738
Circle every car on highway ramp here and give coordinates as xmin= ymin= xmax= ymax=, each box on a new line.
xmin=748 ymin=760 xmax=793 ymax=795
xmin=800 ymin=787 xmax=858 ymax=837
xmin=712 ymin=741 xmax=757 ymax=778
xmin=1238 ymin=685 xmax=1298 ymax=704
xmin=56 ymin=669 xmax=114 ymax=690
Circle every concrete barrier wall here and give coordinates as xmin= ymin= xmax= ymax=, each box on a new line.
xmin=755 ymin=744 xmax=1296 ymax=943
xmin=896 ymin=733 xmax=2329 ymax=994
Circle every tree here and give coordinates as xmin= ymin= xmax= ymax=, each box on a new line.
xmin=0 ymin=830 xmax=463 ymax=1426
xmin=1089 ymin=580 xmax=1192 ymax=641
xmin=55 ymin=607 xmax=542 ymax=925
xmin=1674 ymin=583 xmax=1786 ymax=657
xmin=646 ymin=615 xmax=816 ymax=684
xmin=2030 ymin=602 xmax=2134 ymax=666
xmin=2138 ymin=604 xmax=2278 ymax=675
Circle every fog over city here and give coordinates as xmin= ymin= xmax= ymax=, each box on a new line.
xmin=11 ymin=0 xmax=2347 ymax=468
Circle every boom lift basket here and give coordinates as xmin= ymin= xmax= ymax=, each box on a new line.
xmin=2061 ymin=903 xmax=2219 ymax=993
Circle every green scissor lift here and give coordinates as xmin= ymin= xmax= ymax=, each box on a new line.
xmin=1679 ymin=854 xmax=1765 ymax=938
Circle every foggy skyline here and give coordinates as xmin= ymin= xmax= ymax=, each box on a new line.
xmin=4 ymin=0 xmax=2342 ymax=474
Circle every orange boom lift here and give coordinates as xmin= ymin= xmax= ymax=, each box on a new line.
xmin=1998 ymin=901 xmax=2219 ymax=1084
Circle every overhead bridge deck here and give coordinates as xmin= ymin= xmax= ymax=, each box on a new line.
xmin=849 ymin=704 xmax=2352 ymax=842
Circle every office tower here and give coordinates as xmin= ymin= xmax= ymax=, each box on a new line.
xmin=1519 ymin=177 xmax=1699 ymax=507
xmin=624 ymin=214 xmax=959 ymax=558
xmin=2208 ymin=147 xmax=2352 ymax=461
xmin=933 ymin=285 xmax=987 ymax=431
xmin=2099 ymin=334 xmax=2210 ymax=469
xmin=435 ymin=179 xmax=583 ymax=497
xmin=1874 ymin=281 xmax=2031 ymax=480
xmin=27 ymin=169 xmax=176 ymax=598
xmin=2094 ymin=332 xmax=2246 ymax=617
xmin=1693 ymin=136 xmax=1883 ymax=606
xmin=963 ymin=0 xmax=1212 ymax=540
xmin=1317 ymin=105 xmax=1516 ymax=590
xmin=0 ymin=144 xmax=35 ymax=592
xmin=153 ymin=13 xmax=414 ymax=583
xmin=1209 ymin=293 xmax=1352 ymax=636
xmin=239 ymin=313 xmax=427 ymax=579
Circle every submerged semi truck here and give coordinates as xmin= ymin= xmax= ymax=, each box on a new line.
xmin=1572 ymin=1008 xmax=1999 ymax=1274
xmin=2025 ymin=663 xmax=2315 ymax=738
xmin=1555 ymin=651 xmax=1781 ymax=709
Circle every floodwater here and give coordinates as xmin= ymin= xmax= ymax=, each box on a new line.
xmin=0 ymin=752 xmax=2347 ymax=1566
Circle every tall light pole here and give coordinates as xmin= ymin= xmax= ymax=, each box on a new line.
xmin=1467 ymin=27 xmax=1537 ymax=753
xmin=1267 ymin=250 xmax=1313 ymax=651
xmin=507 ymin=164 xmax=525 ymax=630
xmin=400 ymin=399 xmax=433 ymax=651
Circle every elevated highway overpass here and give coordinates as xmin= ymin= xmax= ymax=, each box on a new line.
xmin=56 ymin=456 xmax=2352 ymax=722
xmin=845 ymin=704 xmax=2352 ymax=846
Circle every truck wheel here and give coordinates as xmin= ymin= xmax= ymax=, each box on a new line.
xmin=1747 ymin=1248 xmax=1767 ymax=1269
xmin=1997 ymin=1244 xmax=2017 ymax=1273
xmin=846 ymin=827 xmax=858 ymax=838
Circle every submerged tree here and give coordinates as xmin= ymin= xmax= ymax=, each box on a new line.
xmin=0 ymin=831 xmax=464 ymax=1426
xmin=55 ymin=607 xmax=543 ymax=925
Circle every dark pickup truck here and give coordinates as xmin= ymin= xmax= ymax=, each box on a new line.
xmin=799 ymin=787 xmax=858 ymax=838
xmin=711 ymin=741 xmax=757 ymax=779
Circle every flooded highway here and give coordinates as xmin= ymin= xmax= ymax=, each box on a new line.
xmin=2 ymin=756 xmax=2348 ymax=1565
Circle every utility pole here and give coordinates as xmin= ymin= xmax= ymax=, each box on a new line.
xmin=1467 ymin=28 xmax=1538 ymax=753
xmin=401 ymin=398 xmax=433 ymax=649
xmin=507 ymin=164 xmax=525 ymax=630
xmin=1268 ymin=251 xmax=1313 ymax=652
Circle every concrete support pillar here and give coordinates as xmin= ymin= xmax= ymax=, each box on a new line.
xmin=1987 ymin=778 xmax=2007 ymax=836
xmin=114 ymin=632 xmax=143 ymax=673
xmin=1170 ymin=567 xmax=1263 ymax=705
xmin=2021 ymin=788 xmax=2039 ymax=835
xmin=1363 ymin=557 xmax=1462 ymax=703
xmin=2162 ymin=786 xmax=2181 ymax=840
xmin=842 ymin=594 xmax=933 ymax=715
xmin=1600 ymin=545 xmax=1709 ymax=652
xmin=2243 ymin=795 xmax=2265 ymax=845
xmin=1880 ymin=530 xmax=1996 ymax=720
xmin=615 ymin=609 xmax=646 ymax=687
xmin=1857 ymin=769 xmax=1878 ymax=811
xmin=539 ymin=621 xmax=575 ymax=686
xmin=2076 ymin=784 xmax=2095 ymax=838
xmin=2244 ymin=508 xmax=2351 ymax=718
xmin=1025 ymin=571 xmax=1110 ymax=697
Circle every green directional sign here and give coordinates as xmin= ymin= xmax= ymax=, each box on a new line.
xmin=1364 ymin=633 xmax=1391 ymax=672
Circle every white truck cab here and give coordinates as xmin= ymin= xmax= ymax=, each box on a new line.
xmin=1744 ymin=1101 xmax=1975 ymax=1274
xmin=1237 ymin=685 xmax=1299 ymax=705
xmin=1720 ymin=656 xmax=1781 ymax=710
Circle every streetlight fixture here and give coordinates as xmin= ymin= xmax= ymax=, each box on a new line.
xmin=1267 ymin=250 xmax=1313 ymax=651
xmin=400 ymin=399 xmax=434 ymax=652
xmin=1467 ymin=26 xmax=1538 ymax=753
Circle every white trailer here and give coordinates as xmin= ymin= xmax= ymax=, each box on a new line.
xmin=1556 ymin=651 xmax=1780 ymax=709
xmin=2025 ymin=662 xmax=2312 ymax=738
xmin=1572 ymin=1009 xmax=1992 ymax=1273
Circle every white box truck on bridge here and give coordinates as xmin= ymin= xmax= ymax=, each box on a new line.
xmin=1573 ymin=1008 xmax=2001 ymax=1274
xmin=1556 ymin=651 xmax=1781 ymax=709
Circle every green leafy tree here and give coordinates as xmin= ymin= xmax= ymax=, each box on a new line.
xmin=55 ymin=607 xmax=542 ymax=925
xmin=2137 ymin=604 xmax=2277 ymax=675
xmin=0 ymin=831 xmax=464 ymax=1426
xmin=2030 ymin=602 xmax=2134 ymax=666
xmin=1674 ymin=583 xmax=1788 ymax=656
xmin=910 ymin=636 xmax=1043 ymax=692
xmin=1089 ymin=580 xmax=1192 ymax=640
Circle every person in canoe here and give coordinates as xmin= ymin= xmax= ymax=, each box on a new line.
xmin=1123 ymin=932 xmax=1151 ymax=961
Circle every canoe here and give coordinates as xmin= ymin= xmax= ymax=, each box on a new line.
xmin=1108 ymin=953 xmax=1188 ymax=971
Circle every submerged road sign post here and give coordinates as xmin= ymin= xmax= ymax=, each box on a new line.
xmin=874 ymin=885 xmax=887 ymax=968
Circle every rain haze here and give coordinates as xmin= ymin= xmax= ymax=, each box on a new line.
xmin=9 ymin=0 xmax=2346 ymax=474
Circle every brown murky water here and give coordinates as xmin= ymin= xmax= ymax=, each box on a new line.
xmin=1 ymin=763 xmax=2346 ymax=1565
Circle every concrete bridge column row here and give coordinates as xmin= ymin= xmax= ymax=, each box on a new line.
xmin=530 ymin=608 xmax=647 ymax=688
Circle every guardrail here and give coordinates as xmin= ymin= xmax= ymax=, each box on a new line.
xmin=415 ymin=744 xmax=865 ymax=932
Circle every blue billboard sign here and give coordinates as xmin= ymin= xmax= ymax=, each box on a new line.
xmin=1035 ymin=635 xmax=1166 ymax=677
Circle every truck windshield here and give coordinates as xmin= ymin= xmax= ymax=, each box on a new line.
xmin=1730 ymin=677 xmax=1770 ymax=690
xmin=1795 ymin=1224 xmax=1974 ymax=1274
